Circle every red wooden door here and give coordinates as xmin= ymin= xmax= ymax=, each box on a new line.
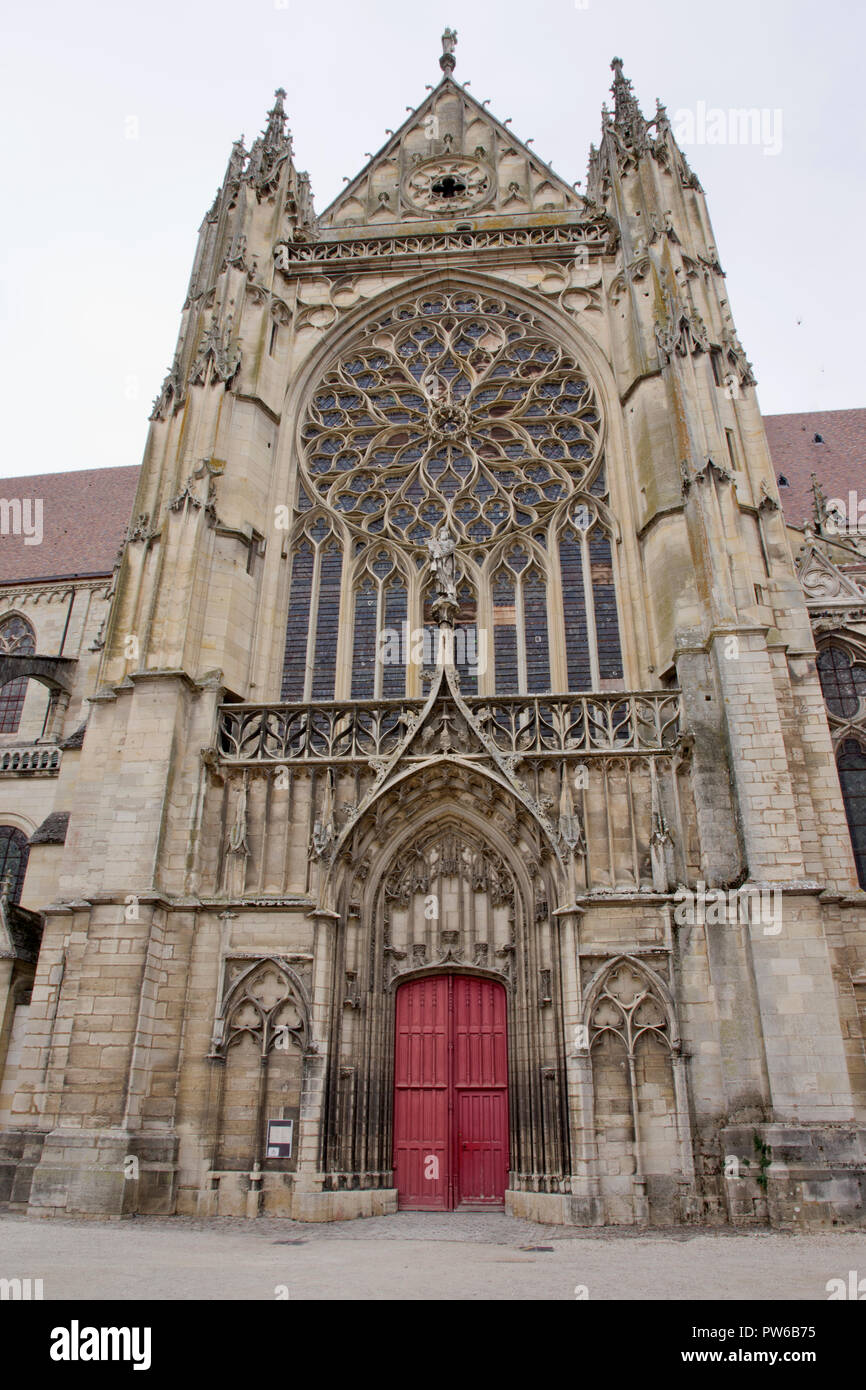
xmin=394 ymin=975 xmax=508 ymax=1210
xmin=454 ymin=975 xmax=509 ymax=1206
xmin=393 ymin=975 xmax=450 ymax=1210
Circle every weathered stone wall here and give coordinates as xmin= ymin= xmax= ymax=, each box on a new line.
xmin=0 ymin=63 xmax=863 ymax=1230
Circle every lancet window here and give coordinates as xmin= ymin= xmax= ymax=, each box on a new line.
xmin=280 ymin=518 xmax=344 ymax=701
xmin=817 ymin=642 xmax=866 ymax=887
xmin=0 ymin=615 xmax=35 ymax=734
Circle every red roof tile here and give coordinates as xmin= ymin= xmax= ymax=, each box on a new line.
xmin=0 ymin=466 xmax=140 ymax=584
xmin=763 ymin=409 xmax=866 ymax=528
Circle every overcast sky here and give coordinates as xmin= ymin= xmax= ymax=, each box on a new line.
xmin=2 ymin=0 xmax=863 ymax=479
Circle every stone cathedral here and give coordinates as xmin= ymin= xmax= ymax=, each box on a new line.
xmin=1 ymin=34 xmax=865 ymax=1228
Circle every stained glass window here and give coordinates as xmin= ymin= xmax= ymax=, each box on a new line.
xmin=837 ymin=739 xmax=866 ymax=889
xmin=0 ymin=825 xmax=29 ymax=904
xmin=0 ymin=615 xmax=35 ymax=734
xmin=283 ymin=287 xmax=622 ymax=698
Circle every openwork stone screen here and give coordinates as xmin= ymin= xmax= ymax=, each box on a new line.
xmin=282 ymin=289 xmax=624 ymax=700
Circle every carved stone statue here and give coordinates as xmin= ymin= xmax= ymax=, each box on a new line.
xmin=439 ymin=28 xmax=457 ymax=75
xmin=427 ymin=527 xmax=457 ymax=606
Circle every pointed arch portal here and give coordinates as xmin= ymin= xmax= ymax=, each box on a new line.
xmin=394 ymin=973 xmax=509 ymax=1210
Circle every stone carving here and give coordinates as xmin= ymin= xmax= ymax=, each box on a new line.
xmin=291 ymin=273 xmax=383 ymax=332
xmin=227 ymin=775 xmax=249 ymax=858
xmin=681 ymin=457 xmax=731 ymax=494
xmin=426 ymin=528 xmax=458 ymax=608
xmin=300 ymin=289 xmax=603 ymax=553
xmin=149 ymin=359 xmax=185 ymax=421
xmin=586 ymin=958 xmax=672 ymax=1057
xmin=404 ymin=158 xmax=492 ymax=215
xmin=384 ymin=829 xmax=514 ymax=911
xmin=717 ymin=325 xmax=756 ymax=388
xmin=211 ymin=956 xmax=312 ymax=1058
xmin=168 ymin=473 xmax=218 ymax=525
xmin=246 ymin=89 xmax=291 ymax=201
xmin=0 ymin=580 xmax=108 ymax=609
xmin=758 ymin=479 xmax=780 ymax=513
xmin=311 ymin=769 xmax=336 ymax=862
xmin=557 ymin=774 xmax=586 ymax=858
xmin=127 ymin=513 xmax=155 ymax=544
xmin=274 ymin=224 xmax=607 ymax=272
xmin=190 ymin=314 xmax=241 ymax=386
xmin=218 ymin=691 xmax=681 ymax=764
xmin=797 ymin=546 xmax=866 ymax=605
xmin=609 ymin=255 xmax=650 ymax=306
xmin=655 ymin=295 xmax=711 ymax=364
xmin=88 ymin=616 xmax=107 ymax=653
xmin=439 ymin=27 xmax=457 ymax=76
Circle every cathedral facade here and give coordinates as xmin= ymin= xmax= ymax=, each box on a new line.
xmin=1 ymin=36 xmax=865 ymax=1227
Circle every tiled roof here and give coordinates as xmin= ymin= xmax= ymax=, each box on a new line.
xmin=764 ymin=409 xmax=866 ymax=528
xmin=0 ymin=465 xmax=140 ymax=585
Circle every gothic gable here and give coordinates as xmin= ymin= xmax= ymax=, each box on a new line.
xmin=797 ymin=544 xmax=866 ymax=608
xmin=319 ymin=77 xmax=584 ymax=231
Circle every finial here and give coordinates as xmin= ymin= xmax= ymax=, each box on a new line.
xmin=440 ymin=27 xmax=457 ymax=76
xmin=607 ymin=55 xmax=646 ymax=144
xmin=262 ymin=87 xmax=289 ymax=155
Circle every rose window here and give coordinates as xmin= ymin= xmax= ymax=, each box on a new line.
xmin=299 ymin=290 xmax=603 ymax=552
xmin=283 ymin=289 xmax=623 ymax=703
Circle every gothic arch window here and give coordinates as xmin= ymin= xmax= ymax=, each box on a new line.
xmin=0 ymin=615 xmax=35 ymax=734
xmin=350 ymin=548 xmax=409 ymax=699
xmin=557 ymin=502 xmax=623 ymax=691
xmin=0 ymin=825 xmax=30 ymax=904
xmin=490 ymin=544 xmax=550 ymax=694
xmin=280 ymin=517 xmax=345 ymax=701
xmin=285 ymin=287 xmax=622 ymax=698
xmin=817 ymin=644 xmax=866 ymax=720
xmin=816 ymin=643 xmax=866 ymax=888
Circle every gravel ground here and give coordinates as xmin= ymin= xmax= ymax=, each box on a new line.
xmin=2 ymin=1211 xmax=865 ymax=1300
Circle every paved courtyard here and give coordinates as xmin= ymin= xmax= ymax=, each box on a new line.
xmin=2 ymin=1210 xmax=865 ymax=1300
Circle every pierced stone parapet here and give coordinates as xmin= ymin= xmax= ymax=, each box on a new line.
xmin=216 ymin=691 xmax=682 ymax=766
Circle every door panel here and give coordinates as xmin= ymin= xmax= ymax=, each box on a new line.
xmin=393 ymin=975 xmax=449 ymax=1209
xmin=454 ymin=974 xmax=507 ymax=1089
xmin=457 ymin=1089 xmax=509 ymax=1206
xmin=394 ymin=975 xmax=508 ymax=1210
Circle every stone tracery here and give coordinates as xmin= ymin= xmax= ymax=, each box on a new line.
xmin=283 ymin=287 xmax=624 ymax=698
xmin=299 ymin=289 xmax=604 ymax=550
